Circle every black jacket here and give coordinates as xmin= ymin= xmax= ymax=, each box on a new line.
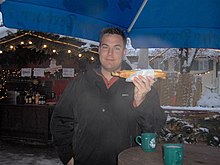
xmin=50 ymin=67 xmax=166 ymax=165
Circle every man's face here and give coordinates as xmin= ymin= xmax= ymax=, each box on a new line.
xmin=99 ymin=33 xmax=126 ymax=73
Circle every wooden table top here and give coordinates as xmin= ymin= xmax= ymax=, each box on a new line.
xmin=118 ymin=143 xmax=220 ymax=165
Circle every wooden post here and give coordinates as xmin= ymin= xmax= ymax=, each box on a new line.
xmin=137 ymin=49 xmax=149 ymax=69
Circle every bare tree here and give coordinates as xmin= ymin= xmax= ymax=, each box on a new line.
xmin=150 ymin=48 xmax=206 ymax=74
xmin=178 ymin=48 xmax=199 ymax=73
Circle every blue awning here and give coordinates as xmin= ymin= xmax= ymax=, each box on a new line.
xmin=1 ymin=0 xmax=220 ymax=48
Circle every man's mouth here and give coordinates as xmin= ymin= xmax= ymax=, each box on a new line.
xmin=106 ymin=59 xmax=114 ymax=61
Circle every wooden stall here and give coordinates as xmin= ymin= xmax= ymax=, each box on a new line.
xmin=0 ymin=104 xmax=54 ymax=143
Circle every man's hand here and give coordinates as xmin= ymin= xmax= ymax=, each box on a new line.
xmin=132 ymin=75 xmax=155 ymax=107
xmin=67 ymin=157 xmax=74 ymax=165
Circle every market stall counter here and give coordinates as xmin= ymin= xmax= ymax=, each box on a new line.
xmin=0 ymin=104 xmax=55 ymax=143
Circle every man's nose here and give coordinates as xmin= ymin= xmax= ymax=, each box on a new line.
xmin=107 ymin=48 xmax=113 ymax=56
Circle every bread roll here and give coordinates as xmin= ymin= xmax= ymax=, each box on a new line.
xmin=112 ymin=69 xmax=167 ymax=82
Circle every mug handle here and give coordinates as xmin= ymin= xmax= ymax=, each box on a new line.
xmin=135 ymin=136 xmax=142 ymax=146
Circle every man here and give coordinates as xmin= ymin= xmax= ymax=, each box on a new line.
xmin=50 ymin=27 xmax=166 ymax=165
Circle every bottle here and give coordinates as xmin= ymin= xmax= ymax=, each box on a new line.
xmin=42 ymin=95 xmax=46 ymax=104
xmin=28 ymin=95 xmax=32 ymax=104
xmin=16 ymin=92 xmax=20 ymax=104
xmin=51 ymin=91 xmax=56 ymax=99
xmin=39 ymin=96 xmax=43 ymax=105
xmin=25 ymin=95 xmax=29 ymax=104
xmin=32 ymin=94 xmax=35 ymax=104
xmin=35 ymin=92 xmax=40 ymax=104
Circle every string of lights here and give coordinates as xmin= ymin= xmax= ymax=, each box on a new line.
xmin=0 ymin=31 xmax=98 ymax=56
xmin=0 ymin=31 xmax=99 ymax=101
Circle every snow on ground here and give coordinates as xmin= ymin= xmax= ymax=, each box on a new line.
xmin=197 ymin=92 xmax=220 ymax=108
xmin=162 ymin=106 xmax=220 ymax=112
xmin=0 ymin=141 xmax=62 ymax=165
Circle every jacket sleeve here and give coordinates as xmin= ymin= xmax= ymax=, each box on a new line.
xmin=50 ymin=80 xmax=77 ymax=164
xmin=134 ymin=87 xmax=166 ymax=133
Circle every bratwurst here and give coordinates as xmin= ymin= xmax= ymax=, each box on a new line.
xmin=112 ymin=69 xmax=167 ymax=82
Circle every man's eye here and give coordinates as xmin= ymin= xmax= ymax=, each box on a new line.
xmin=102 ymin=46 xmax=108 ymax=49
xmin=115 ymin=47 xmax=121 ymax=51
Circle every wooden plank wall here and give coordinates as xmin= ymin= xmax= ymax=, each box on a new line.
xmin=154 ymin=73 xmax=202 ymax=107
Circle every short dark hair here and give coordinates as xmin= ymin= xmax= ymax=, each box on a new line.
xmin=99 ymin=27 xmax=127 ymax=47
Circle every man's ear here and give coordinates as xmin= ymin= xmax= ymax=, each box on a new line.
xmin=98 ymin=46 xmax=101 ymax=55
xmin=123 ymin=48 xmax=127 ymax=58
